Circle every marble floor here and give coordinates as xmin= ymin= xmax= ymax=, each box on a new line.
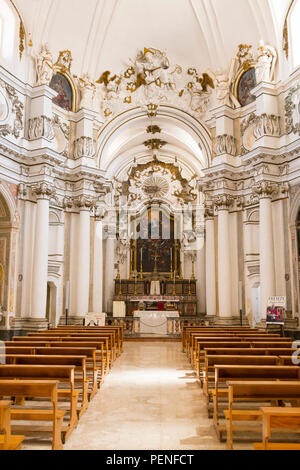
xmin=62 ymin=341 xmax=250 ymax=451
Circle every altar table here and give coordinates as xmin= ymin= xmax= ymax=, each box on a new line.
xmin=133 ymin=310 xmax=179 ymax=335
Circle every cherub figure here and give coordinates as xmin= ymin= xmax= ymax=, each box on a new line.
xmin=36 ymin=44 xmax=53 ymax=86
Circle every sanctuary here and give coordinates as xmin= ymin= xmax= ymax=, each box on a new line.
xmin=0 ymin=0 xmax=298 ymax=338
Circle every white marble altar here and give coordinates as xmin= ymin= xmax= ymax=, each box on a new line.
xmin=133 ymin=310 xmax=179 ymax=335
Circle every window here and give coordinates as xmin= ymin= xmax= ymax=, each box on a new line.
xmin=0 ymin=0 xmax=16 ymax=60
xmin=290 ymin=0 xmax=300 ymax=69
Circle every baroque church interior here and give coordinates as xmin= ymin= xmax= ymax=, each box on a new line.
xmin=0 ymin=0 xmax=299 ymax=452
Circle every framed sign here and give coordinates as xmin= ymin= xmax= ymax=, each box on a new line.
xmin=266 ymin=296 xmax=286 ymax=325
xmin=85 ymin=312 xmax=106 ymax=326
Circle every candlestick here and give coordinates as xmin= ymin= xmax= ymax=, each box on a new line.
xmin=134 ymin=271 xmax=137 ymax=295
xmin=172 ymin=268 xmax=176 ymax=296
xmin=116 ymin=261 xmax=120 ymax=280
xmin=139 ymin=248 xmax=143 ymax=280
xmin=191 ymin=258 xmax=195 ymax=281
xmin=129 ymin=248 xmax=133 ymax=280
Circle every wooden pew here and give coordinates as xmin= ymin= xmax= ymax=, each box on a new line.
xmin=0 ymin=380 xmax=66 ymax=450
xmin=186 ymin=329 xmax=279 ymax=357
xmin=196 ymin=342 xmax=253 ymax=376
xmin=10 ymin=337 xmax=109 ymax=374
xmin=200 ymin=348 xmax=296 ymax=387
xmin=203 ymin=348 xmax=296 ymax=357
xmin=196 ymin=341 xmax=293 ymax=377
xmin=254 ymin=407 xmax=300 ymax=450
xmin=35 ymin=347 xmax=100 ymax=398
xmin=51 ymin=326 xmax=123 ymax=356
xmin=278 ymin=356 xmax=300 ymax=366
xmin=0 ymin=365 xmax=78 ymax=441
xmin=55 ymin=325 xmax=123 ymax=349
xmin=6 ymin=340 xmax=107 ymax=378
xmin=202 ymin=355 xmax=280 ymax=404
xmin=213 ymin=366 xmax=300 ymax=441
xmin=224 ymin=381 xmax=300 ymax=450
xmin=4 ymin=355 xmax=89 ymax=417
xmin=182 ymin=326 xmax=256 ymax=352
xmin=0 ymin=401 xmax=24 ymax=450
xmin=192 ymin=336 xmax=290 ymax=368
xmin=26 ymin=332 xmax=117 ymax=364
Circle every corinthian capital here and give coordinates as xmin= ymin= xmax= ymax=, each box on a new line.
xmin=213 ymin=194 xmax=234 ymax=211
xmin=280 ymin=182 xmax=290 ymax=197
xmin=73 ymin=195 xmax=96 ymax=211
xmin=204 ymin=204 xmax=214 ymax=219
xmin=252 ymin=181 xmax=278 ymax=199
xmin=31 ymin=182 xmax=56 ymax=200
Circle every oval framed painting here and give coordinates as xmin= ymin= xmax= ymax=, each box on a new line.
xmin=237 ymin=68 xmax=257 ymax=107
xmin=49 ymin=72 xmax=73 ymax=111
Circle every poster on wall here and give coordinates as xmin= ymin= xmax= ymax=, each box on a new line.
xmin=266 ymin=296 xmax=286 ymax=325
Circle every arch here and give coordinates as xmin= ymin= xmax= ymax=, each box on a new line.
xmin=0 ymin=0 xmax=16 ymax=61
xmin=49 ymin=210 xmax=61 ymax=225
xmin=96 ymin=106 xmax=212 ymax=178
xmin=289 ymin=186 xmax=300 ymax=223
xmin=288 ymin=0 xmax=300 ymax=69
xmin=248 ymin=209 xmax=260 ymax=223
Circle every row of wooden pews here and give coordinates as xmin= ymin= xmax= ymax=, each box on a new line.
xmin=183 ymin=326 xmax=300 ymax=450
xmin=0 ymin=325 xmax=123 ymax=450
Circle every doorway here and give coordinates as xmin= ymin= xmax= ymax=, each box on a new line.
xmin=46 ymin=282 xmax=57 ymax=327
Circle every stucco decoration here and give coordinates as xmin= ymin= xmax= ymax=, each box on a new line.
xmin=0 ymin=80 xmax=24 ymax=139
xmin=96 ymin=47 xmax=214 ymax=120
xmin=285 ymin=82 xmax=300 ymax=136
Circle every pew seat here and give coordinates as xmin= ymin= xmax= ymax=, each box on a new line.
xmin=224 ymin=381 xmax=300 ymax=450
xmin=0 ymin=380 xmax=66 ymax=450
xmin=0 ymin=400 xmax=25 ymax=450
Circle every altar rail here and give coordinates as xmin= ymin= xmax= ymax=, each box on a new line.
xmin=105 ymin=316 xmax=207 ymax=337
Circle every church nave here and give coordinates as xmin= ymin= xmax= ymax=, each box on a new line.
xmin=60 ymin=341 xmax=242 ymax=451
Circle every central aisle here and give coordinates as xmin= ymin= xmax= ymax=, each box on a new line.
xmin=65 ymin=341 xmax=229 ymax=450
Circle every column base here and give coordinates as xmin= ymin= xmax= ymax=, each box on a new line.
xmin=213 ymin=316 xmax=249 ymax=327
xmin=58 ymin=315 xmax=86 ymax=326
xmin=11 ymin=317 xmax=49 ymax=331
xmin=205 ymin=315 xmax=217 ymax=326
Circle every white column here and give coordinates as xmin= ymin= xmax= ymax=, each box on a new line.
xmin=92 ymin=218 xmax=103 ymax=313
xmin=229 ymin=211 xmax=239 ymax=317
xmin=196 ymin=247 xmax=206 ymax=314
xmin=254 ymin=183 xmax=276 ymax=319
xmin=31 ymin=184 xmax=52 ymax=319
xmin=75 ymin=206 xmax=91 ymax=315
xmin=104 ymin=233 xmax=115 ymax=313
xmin=215 ymin=195 xmax=234 ymax=318
xmin=205 ymin=213 xmax=216 ymax=317
xmin=20 ymin=200 xmax=35 ymax=317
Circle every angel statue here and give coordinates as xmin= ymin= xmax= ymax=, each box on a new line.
xmin=75 ymin=73 xmax=96 ymax=110
xmin=36 ymin=44 xmax=53 ymax=86
xmin=188 ymin=72 xmax=215 ymax=114
xmin=208 ymin=59 xmax=240 ymax=108
xmin=254 ymin=41 xmax=277 ymax=84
